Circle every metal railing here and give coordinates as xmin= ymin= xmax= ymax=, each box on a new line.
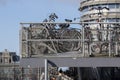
xmin=20 ymin=22 xmax=120 ymax=57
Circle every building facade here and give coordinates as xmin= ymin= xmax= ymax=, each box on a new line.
xmin=74 ymin=1 xmax=120 ymax=80
xmin=0 ymin=49 xmax=20 ymax=80
xmin=79 ymin=0 xmax=120 ymax=56
xmin=0 ymin=49 xmax=19 ymax=64
xmin=79 ymin=0 xmax=120 ymax=22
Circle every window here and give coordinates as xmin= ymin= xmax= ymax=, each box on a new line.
xmin=5 ymin=58 xmax=8 ymax=63
xmin=83 ymin=6 xmax=89 ymax=12
xmin=108 ymin=4 xmax=116 ymax=9
xmin=101 ymin=4 xmax=108 ymax=8
xmin=116 ymin=3 xmax=120 ymax=8
xmin=116 ymin=18 xmax=120 ymax=22
xmin=9 ymin=59 xmax=11 ymax=63
xmin=0 ymin=59 xmax=2 ymax=63
xmin=108 ymin=18 xmax=120 ymax=22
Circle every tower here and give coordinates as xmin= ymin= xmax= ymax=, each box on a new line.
xmin=79 ymin=0 xmax=120 ymax=56
xmin=79 ymin=0 xmax=120 ymax=22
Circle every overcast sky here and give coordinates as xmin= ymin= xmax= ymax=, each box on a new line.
xmin=0 ymin=0 xmax=80 ymax=55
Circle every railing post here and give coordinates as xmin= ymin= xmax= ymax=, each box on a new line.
xmin=89 ymin=43 xmax=92 ymax=56
xmin=38 ymin=67 xmax=39 ymax=80
xmin=45 ymin=59 xmax=48 ymax=80
xmin=82 ymin=25 xmax=85 ymax=57
xmin=115 ymin=42 xmax=118 ymax=56
xmin=108 ymin=29 xmax=111 ymax=57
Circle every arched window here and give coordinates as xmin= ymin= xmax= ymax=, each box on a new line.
xmin=9 ymin=59 xmax=11 ymax=63
xmin=0 ymin=59 xmax=2 ymax=63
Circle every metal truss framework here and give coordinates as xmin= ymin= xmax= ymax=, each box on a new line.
xmin=20 ymin=22 xmax=120 ymax=80
xmin=20 ymin=22 xmax=120 ymax=58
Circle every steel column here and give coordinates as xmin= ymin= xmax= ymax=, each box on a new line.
xmin=108 ymin=29 xmax=111 ymax=57
xmin=82 ymin=25 xmax=85 ymax=57
xmin=89 ymin=43 xmax=92 ymax=56
xmin=115 ymin=42 xmax=118 ymax=55
xmin=77 ymin=67 xmax=82 ymax=80
xmin=45 ymin=59 xmax=48 ymax=80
